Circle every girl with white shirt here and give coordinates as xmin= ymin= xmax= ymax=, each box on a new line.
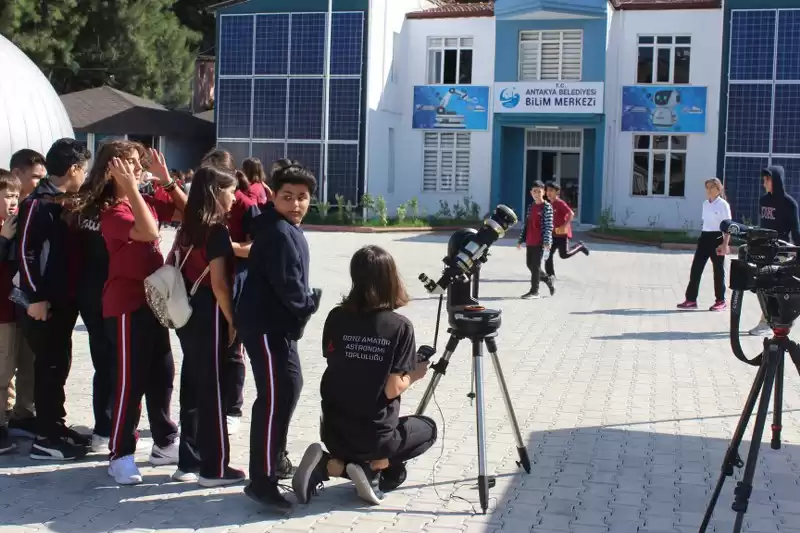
xmin=678 ymin=178 xmax=732 ymax=311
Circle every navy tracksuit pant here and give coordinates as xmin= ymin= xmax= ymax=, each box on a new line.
xmin=242 ymin=331 xmax=302 ymax=485
xmin=176 ymin=288 xmax=231 ymax=478
xmin=77 ymin=280 xmax=114 ymax=438
xmin=106 ymin=305 xmax=178 ymax=459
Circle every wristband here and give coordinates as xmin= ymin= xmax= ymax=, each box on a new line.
xmin=162 ymin=179 xmax=177 ymax=191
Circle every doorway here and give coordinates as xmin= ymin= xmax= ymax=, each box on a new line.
xmin=523 ymin=130 xmax=582 ymax=221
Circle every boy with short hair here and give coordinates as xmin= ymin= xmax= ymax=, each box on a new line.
xmin=543 ymin=181 xmax=589 ymax=279
xmin=517 ymin=181 xmax=555 ymax=299
xmin=0 ymin=170 xmax=21 ymax=453
xmin=236 ymin=159 xmax=322 ymax=509
xmin=17 ymin=138 xmax=92 ymax=460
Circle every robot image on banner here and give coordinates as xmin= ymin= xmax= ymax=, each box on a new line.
xmin=651 ymin=89 xmax=681 ymax=128
xmin=415 ymin=87 xmax=487 ymax=129
xmin=622 ymin=87 xmax=705 ymax=132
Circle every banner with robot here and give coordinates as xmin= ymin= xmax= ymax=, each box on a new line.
xmin=621 ymin=85 xmax=707 ymax=133
xmin=412 ymin=85 xmax=490 ymax=131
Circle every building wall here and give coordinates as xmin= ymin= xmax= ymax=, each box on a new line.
xmin=604 ymin=9 xmax=723 ymax=230
xmin=373 ymin=16 xmax=496 ymax=217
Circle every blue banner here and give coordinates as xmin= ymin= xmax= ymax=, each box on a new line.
xmin=621 ymin=86 xmax=707 ymax=133
xmin=412 ymin=85 xmax=490 ymax=131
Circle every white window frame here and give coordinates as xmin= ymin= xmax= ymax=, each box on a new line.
xmin=518 ymin=30 xmax=583 ymax=81
xmin=632 ymin=135 xmax=688 ymax=198
xmin=426 ymin=36 xmax=474 ymax=85
xmin=636 ymin=35 xmax=692 ymax=84
xmin=422 ymin=132 xmax=471 ymax=193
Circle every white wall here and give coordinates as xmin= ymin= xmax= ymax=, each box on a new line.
xmin=366 ymin=14 xmax=496 ymax=218
xmin=603 ymin=9 xmax=723 ymax=231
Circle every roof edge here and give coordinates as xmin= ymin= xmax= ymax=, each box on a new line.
xmin=609 ymin=0 xmax=721 ymax=10
xmin=406 ymin=10 xmax=495 ymax=20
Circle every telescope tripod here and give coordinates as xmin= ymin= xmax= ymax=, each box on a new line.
xmin=415 ymin=328 xmax=531 ymax=514
xmin=700 ymin=332 xmax=800 ymax=533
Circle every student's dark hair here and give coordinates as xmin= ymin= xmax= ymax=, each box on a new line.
xmin=201 ymin=148 xmax=236 ymax=173
xmin=178 ymin=166 xmax=237 ymax=248
xmin=271 ymin=159 xmax=317 ymax=195
xmin=242 ymin=157 xmax=266 ymax=184
xmin=45 ymin=138 xmax=92 ymax=177
xmin=63 ymin=140 xmax=144 ymax=224
xmin=9 ymin=149 xmax=46 ymax=171
xmin=531 ymin=180 xmax=545 ymax=190
xmin=234 ymin=170 xmax=250 ymax=192
xmin=545 ymin=181 xmax=560 ymax=192
xmin=341 ymin=245 xmax=409 ymax=313
xmin=0 ymin=170 xmax=22 ymax=193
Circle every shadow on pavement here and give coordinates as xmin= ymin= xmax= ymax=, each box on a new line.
xmin=593 ymin=331 xmax=730 ymax=341
xmin=572 ymin=308 xmax=685 ymax=317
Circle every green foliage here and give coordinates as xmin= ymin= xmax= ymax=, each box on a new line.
xmin=375 ymin=196 xmax=388 ymax=226
xmin=344 ymin=200 xmax=355 ymax=224
xmin=334 ymin=194 xmax=346 ymax=224
xmin=396 ymin=202 xmax=407 ymax=225
xmin=317 ymin=199 xmax=331 ymax=218
xmin=436 ymin=200 xmax=452 ymax=219
xmin=0 ymin=0 xmax=201 ymax=107
xmin=407 ymin=197 xmax=420 ymax=221
xmin=597 ymin=206 xmax=616 ymax=231
xmin=361 ymin=193 xmax=374 ymax=222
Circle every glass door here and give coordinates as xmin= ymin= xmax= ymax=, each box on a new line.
xmin=559 ymin=152 xmax=580 ymax=219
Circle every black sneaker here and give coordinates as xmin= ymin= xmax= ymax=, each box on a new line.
xmin=199 ymin=466 xmax=247 ymax=488
xmin=0 ymin=426 xmax=16 ymax=455
xmin=521 ymin=291 xmax=540 ymax=300
xmin=379 ymin=463 xmax=406 ymax=493
xmin=55 ymin=425 xmax=91 ymax=447
xmin=244 ymin=480 xmax=292 ymax=510
xmin=346 ymin=463 xmax=385 ymax=505
xmin=292 ymin=443 xmax=330 ymax=504
xmin=30 ymin=436 xmax=88 ymax=461
xmin=580 ymin=242 xmax=590 ymax=256
xmin=544 ymin=277 xmax=556 ymax=296
xmin=8 ymin=416 xmax=37 ymax=439
xmin=276 ymin=450 xmax=296 ymax=480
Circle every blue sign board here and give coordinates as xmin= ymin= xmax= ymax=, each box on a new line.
xmin=412 ymin=85 xmax=490 ymax=131
xmin=621 ymin=86 xmax=707 ymax=133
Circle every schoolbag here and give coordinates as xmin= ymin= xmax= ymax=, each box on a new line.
xmin=144 ymin=245 xmax=209 ymax=329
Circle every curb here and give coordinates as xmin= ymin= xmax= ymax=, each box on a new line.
xmin=588 ymin=232 xmax=740 ymax=253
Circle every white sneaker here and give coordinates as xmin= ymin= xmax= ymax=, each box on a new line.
xmin=749 ymin=321 xmax=771 ymax=336
xmin=108 ymin=455 xmax=142 ymax=485
xmin=226 ymin=416 xmax=240 ymax=436
xmin=171 ymin=469 xmax=198 ymax=482
xmin=149 ymin=441 xmax=179 ymax=466
xmin=91 ymin=434 xmax=110 ymax=453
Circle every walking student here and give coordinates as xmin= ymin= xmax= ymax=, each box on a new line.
xmin=5 ymin=149 xmax=46 ymax=439
xmin=173 ymin=166 xmax=246 ymax=487
xmin=71 ymin=141 xmax=185 ymax=484
xmin=0 ymin=170 xmax=21 ymax=454
xmin=749 ymin=166 xmax=800 ymax=335
xmin=543 ymin=181 xmax=589 ymax=279
xmin=677 ymin=178 xmax=732 ymax=312
xmin=241 ymin=157 xmax=273 ymax=207
xmin=17 ymin=138 xmax=92 ymax=460
xmin=517 ymin=181 xmax=555 ymax=299
xmin=236 ymin=160 xmax=322 ymax=509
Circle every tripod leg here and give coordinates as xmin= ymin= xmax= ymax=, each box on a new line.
xmin=699 ymin=355 xmax=768 ymax=533
xmin=771 ymin=356 xmax=783 ymax=450
xmin=416 ymin=335 xmax=460 ymax=416
xmin=485 ymin=337 xmax=530 ymax=474
xmin=472 ymin=340 xmax=489 ymax=514
xmin=731 ymin=345 xmax=780 ymax=533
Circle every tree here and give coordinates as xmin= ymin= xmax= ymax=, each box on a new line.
xmin=0 ymin=0 xmax=201 ymax=107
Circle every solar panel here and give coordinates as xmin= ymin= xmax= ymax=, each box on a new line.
xmin=724 ymin=156 xmax=769 ymax=223
xmin=217 ymin=79 xmax=252 ymax=139
xmin=287 ymin=78 xmax=323 ymax=140
xmin=327 ymin=144 xmax=359 ymax=203
xmin=287 ymin=143 xmax=322 ymax=185
xmin=255 ymin=14 xmax=289 ymax=76
xmin=328 ymin=79 xmax=361 ymax=141
xmin=253 ymin=79 xmax=287 ymax=140
xmin=251 ymin=142 xmax=286 ymax=168
xmin=725 ymin=84 xmax=772 ymax=153
xmin=772 ymin=157 xmax=800 ymax=200
xmin=778 ymin=10 xmax=800 ymax=80
xmin=773 ymin=85 xmax=800 ymax=154
xmin=290 ymin=13 xmax=326 ymax=75
xmin=729 ymin=10 xmax=776 ymax=81
xmin=331 ymin=12 xmax=364 ymax=76
xmin=217 ymin=141 xmax=251 ymax=167
xmin=219 ymin=16 xmax=254 ymax=77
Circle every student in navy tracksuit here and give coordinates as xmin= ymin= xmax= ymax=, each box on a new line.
xmin=173 ymin=166 xmax=246 ymax=487
xmin=17 ymin=138 xmax=92 ymax=460
xmin=236 ymin=160 xmax=321 ymax=509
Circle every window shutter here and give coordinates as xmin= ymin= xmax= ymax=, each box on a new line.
xmin=540 ymin=31 xmax=562 ymax=80
xmin=423 ymin=133 xmax=439 ymax=192
xmin=561 ymin=30 xmax=582 ymax=80
xmin=519 ymin=30 xmax=582 ymax=81
xmin=519 ymin=32 xmax=540 ymax=81
xmin=455 ymin=133 xmax=471 ymax=193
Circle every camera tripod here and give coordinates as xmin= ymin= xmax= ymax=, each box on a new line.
xmin=415 ymin=265 xmax=531 ymax=514
xmin=699 ymin=330 xmax=800 ymax=533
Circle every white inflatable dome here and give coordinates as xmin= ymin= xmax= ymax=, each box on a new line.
xmin=0 ymin=33 xmax=74 ymax=169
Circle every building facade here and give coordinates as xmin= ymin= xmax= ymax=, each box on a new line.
xmin=490 ymin=0 xmax=608 ymax=224
xmin=718 ymin=0 xmax=800 ymax=224
xmin=604 ymin=0 xmax=723 ymax=230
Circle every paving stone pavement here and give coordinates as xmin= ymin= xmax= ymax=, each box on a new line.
xmin=1 ymin=229 xmax=800 ymax=533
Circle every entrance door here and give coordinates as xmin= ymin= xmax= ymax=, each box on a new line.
xmin=523 ymin=130 xmax=582 ymax=223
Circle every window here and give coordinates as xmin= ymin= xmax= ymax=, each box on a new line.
xmin=427 ymin=37 xmax=473 ymax=84
xmin=637 ymin=35 xmax=691 ymax=84
xmin=423 ymin=132 xmax=471 ymax=193
xmin=632 ymin=135 xmax=687 ymax=197
xmin=519 ymin=30 xmax=582 ymax=81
